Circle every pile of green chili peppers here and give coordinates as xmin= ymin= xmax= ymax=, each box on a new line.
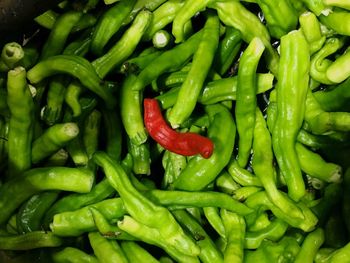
xmin=1 ymin=0 xmax=350 ymax=262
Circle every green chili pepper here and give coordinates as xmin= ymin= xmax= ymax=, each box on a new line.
xmin=173 ymin=209 xmax=224 ymax=263
xmin=319 ymin=9 xmax=350 ymax=36
xmin=52 ymin=247 xmax=99 ymax=263
xmin=117 ymin=215 xmax=200 ymax=263
xmin=213 ymin=27 xmax=242 ymax=76
xmin=120 ymin=74 xmax=147 ymax=145
xmin=90 ymin=0 xmax=137 ymax=55
xmin=65 ymin=131 xmax=89 ymax=167
xmin=227 ymin=160 xmax=262 ymax=187
xmin=27 ymin=55 xmax=116 ymax=108
xmin=246 ymin=212 xmax=271 ymax=232
xmin=156 ymin=73 xmax=274 ymax=109
xmin=63 ymin=33 xmax=92 ymax=57
xmin=315 ymin=248 xmax=335 ymax=263
xmin=65 ymin=96 xmax=98 ymax=165
xmin=65 ymin=83 xmax=86 ymax=120
xmin=296 ymin=142 xmax=342 ymax=183
xmin=244 ymin=236 xmax=301 ymax=263
xmin=245 ymin=191 xmax=318 ymax=232
xmin=324 ymin=0 xmax=350 ymax=9
xmin=6 ymin=67 xmax=34 ymax=176
xmin=173 ymin=104 xmax=236 ymax=191
xmin=235 ymin=37 xmax=265 ymax=168
xmin=268 ymin=92 xmax=349 ymax=148
xmin=50 ymin=198 xmax=126 ymax=237
xmin=92 ymin=9 xmax=152 ymax=78
xmin=173 ymin=0 xmax=216 ymax=43
xmin=131 ymin=30 xmax=203 ymax=91
xmin=300 ymin=0 xmax=327 ymax=15
xmin=42 ymin=76 xmax=70 ymax=126
xmin=221 ymin=210 xmax=245 ymax=263
xmin=40 ymin=11 xmax=83 ymax=60
xmin=305 ymin=89 xmax=350 ymax=134
xmin=272 ymin=30 xmax=310 ymax=202
xmin=161 ymin=150 xmax=187 ymax=189
xmin=142 ymin=0 xmax=184 ymax=41
xmin=299 ymin=11 xmax=326 ymax=54
xmin=233 ymin=186 xmax=264 ymax=203
xmin=168 ymin=12 xmax=220 ymax=128
xmin=253 ymin=107 xmax=305 ymax=221
xmin=244 ymin=218 xmax=289 ymax=249
xmin=88 ymin=232 xmax=129 ymax=263
xmin=0 ymin=42 xmax=24 ymax=72
xmin=310 ymin=37 xmax=345 ymax=85
xmin=31 ymin=122 xmax=79 ymax=164
xmin=144 ymin=189 xmax=253 ymax=215
xmin=215 ymin=170 xmax=241 ymax=195
xmin=0 ymin=167 xmax=94 ymax=225
xmin=127 ymin=138 xmax=151 ymax=175
xmin=34 ymin=10 xmax=59 ymax=30
xmin=16 ymin=191 xmax=59 ymax=233
xmin=83 ymin=109 xmax=101 ymax=161
xmin=325 ymin=242 xmax=350 ymax=263
xmin=43 ymin=178 xmax=114 ymax=228
xmin=93 ymin=151 xmax=201 ymax=257
xmin=297 ymin=129 xmax=350 ymax=149
xmin=0 ymin=231 xmax=62 ymax=250
xmin=256 ymin=0 xmax=298 ymax=38
xmin=313 ymin=77 xmax=350 ymax=112
xmin=100 ymin=106 xmax=123 ymax=162
xmin=89 ymin=207 xmax=135 ymax=240
xmin=120 ymin=50 xmax=163 ymax=74
xmin=121 ymin=241 xmax=160 ymax=263
xmin=210 ymin=0 xmax=279 ymax=75
xmin=326 ymin=46 xmax=350 ymax=84
xmin=124 ymin=0 xmax=167 ymax=24
xmin=203 ymin=207 xmax=225 ymax=238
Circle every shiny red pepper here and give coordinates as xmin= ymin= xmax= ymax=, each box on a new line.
xmin=143 ymin=98 xmax=214 ymax=159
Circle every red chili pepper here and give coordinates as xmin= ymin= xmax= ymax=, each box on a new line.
xmin=143 ymin=98 xmax=214 ymax=158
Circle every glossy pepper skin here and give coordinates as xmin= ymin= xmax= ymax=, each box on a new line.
xmin=168 ymin=12 xmax=220 ymax=128
xmin=143 ymin=98 xmax=214 ymax=158
xmin=0 ymin=167 xmax=94 ymax=225
xmin=121 ymin=74 xmax=148 ymax=146
xmin=235 ymin=37 xmax=265 ymax=168
xmin=93 ymin=151 xmax=201 ymax=258
xmin=272 ymin=30 xmax=310 ymax=202
xmin=90 ymin=0 xmax=137 ymax=56
xmin=173 ymin=104 xmax=236 ymax=191
xmin=120 ymin=241 xmax=159 ymax=263
xmin=221 ymin=209 xmax=246 ymax=263
xmin=252 ymin=107 xmax=305 ymax=222
xmin=40 ymin=11 xmax=83 ymax=60
xmin=88 ymin=232 xmax=128 ymax=263
xmin=172 ymin=209 xmax=224 ymax=263
xmin=52 ymin=247 xmax=99 ymax=263
xmin=210 ymin=0 xmax=279 ymax=75
xmin=6 ymin=66 xmax=34 ymax=176
xmin=92 ymin=9 xmax=152 ymax=78
xmin=27 ymin=55 xmax=116 ymax=108
xmin=131 ymin=30 xmax=203 ymax=91
xmin=50 ymin=198 xmax=127 ymax=237
xmin=0 ymin=231 xmax=62 ymax=250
